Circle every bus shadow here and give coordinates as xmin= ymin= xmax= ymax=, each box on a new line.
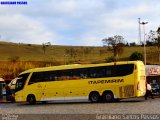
xmin=119 ymin=100 xmax=145 ymax=103
xmin=118 ymin=97 xmax=147 ymax=103
xmin=17 ymin=101 xmax=92 ymax=106
xmin=17 ymin=99 xmax=146 ymax=106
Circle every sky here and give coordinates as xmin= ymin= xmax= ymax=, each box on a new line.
xmin=0 ymin=0 xmax=160 ymax=46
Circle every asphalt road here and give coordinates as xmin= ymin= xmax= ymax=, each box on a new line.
xmin=0 ymin=97 xmax=160 ymax=120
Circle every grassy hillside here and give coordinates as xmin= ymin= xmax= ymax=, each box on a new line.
xmin=0 ymin=41 xmax=159 ymax=78
xmin=0 ymin=41 xmax=137 ymax=60
xmin=0 ymin=42 xmax=105 ymax=62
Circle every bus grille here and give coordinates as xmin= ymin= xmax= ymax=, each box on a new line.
xmin=119 ymin=87 xmax=123 ymax=98
xmin=124 ymin=85 xmax=134 ymax=97
xmin=119 ymin=85 xmax=134 ymax=98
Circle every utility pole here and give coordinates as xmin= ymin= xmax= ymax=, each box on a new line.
xmin=140 ymin=21 xmax=148 ymax=65
xmin=138 ymin=18 xmax=142 ymax=44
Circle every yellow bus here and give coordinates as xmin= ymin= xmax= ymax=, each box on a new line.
xmin=15 ymin=61 xmax=146 ymax=104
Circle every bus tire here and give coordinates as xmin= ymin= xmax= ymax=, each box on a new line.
xmin=102 ymin=91 xmax=114 ymax=103
xmin=27 ymin=94 xmax=36 ymax=105
xmin=89 ymin=91 xmax=100 ymax=103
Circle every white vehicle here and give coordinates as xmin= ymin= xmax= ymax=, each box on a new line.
xmin=6 ymin=78 xmax=18 ymax=101
xmin=8 ymin=78 xmax=18 ymax=91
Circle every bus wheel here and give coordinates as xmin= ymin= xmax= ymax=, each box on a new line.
xmin=27 ymin=95 xmax=36 ymax=105
xmin=89 ymin=92 xmax=100 ymax=103
xmin=102 ymin=91 xmax=114 ymax=103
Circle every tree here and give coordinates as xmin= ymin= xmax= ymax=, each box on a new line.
xmin=129 ymin=42 xmax=137 ymax=46
xmin=42 ymin=43 xmax=46 ymax=54
xmin=156 ymin=27 xmax=160 ymax=62
xmin=8 ymin=56 xmax=20 ymax=62
xmin=156 ymin=27 xmax=160 ymax=48
xmin=148 ymin=28 xmax=160 ymax=47
xmin=129 ymin=52 xmax=143 ymax=61
xmin=148 ymin=27 xmax=160 ymax=62
xmin=42 ymin=42 xmax=51 ymax=54
xmin=65 ymin=48 xmax=78 ymax=61
xmin=105 ymin=56 xmax=116 ymax=62
xmin=102 ymin=35 xmax=125 ymax=61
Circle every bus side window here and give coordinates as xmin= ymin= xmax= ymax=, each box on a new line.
xmin=73 ymin=68 xmax=88 ymax=79
xmin=28 ymin=72 xmax=44 ymax=84
xmin=81 ymin=69 xmax=88 ymax=79
xmin=106 ymin=69 xmax=112 ymax=77
xmin=89 ymin=68 xmax=97 ymax=78
xmin=111 ymin=64 xmax=134 ymax=77
xmin=58 ymin=69 xmax=73 ymax=80
xmin=44 ymin=71 xmax=55 ymax=81
xmin=96 ymin=67 xmax=106 ymax=78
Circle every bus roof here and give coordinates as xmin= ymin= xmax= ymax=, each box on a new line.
xmin=19 ymin=61 xmax=143 ymax=75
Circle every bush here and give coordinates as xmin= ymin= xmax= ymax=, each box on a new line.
xmin=105 ymin=56 xmax=116 ymax=63
xmin=129 ymin=52 xmax=144 ymax=61
xmin=8 ymin=56 xmax=20 ymax=62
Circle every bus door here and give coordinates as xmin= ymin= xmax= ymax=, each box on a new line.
xmin=15 ymin=73 xmax=30 ymax=101
xmin=27 ymin=72 xmax=46 ymax=101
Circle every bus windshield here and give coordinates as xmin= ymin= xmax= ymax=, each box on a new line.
xmin=15 ymin=73 xmax=29 ymax=92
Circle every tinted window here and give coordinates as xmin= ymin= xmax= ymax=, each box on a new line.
xmin=29 ymin=71 xmax=57 ymax=84
xmin=15 ymin=73 xmax=30 ymax=92
xmin=29 ymin=72 xmax=44 ymax=84
xmin=88 ymin=67 xmax=106 ymax=78
xmin=72 ymin=68 xmax=88 ymax=79
xmin=111 ymin=64 xmax=134 ymax=77
xmin=28 ymin=64 xmax=134 ymax=83
xmin=54 ymin=70 xmax=73 ymax=80
xmin=72 ymin=64 xmax=134 ymax=78
xmin=44 ymin=71 xmax=55 ymax=81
